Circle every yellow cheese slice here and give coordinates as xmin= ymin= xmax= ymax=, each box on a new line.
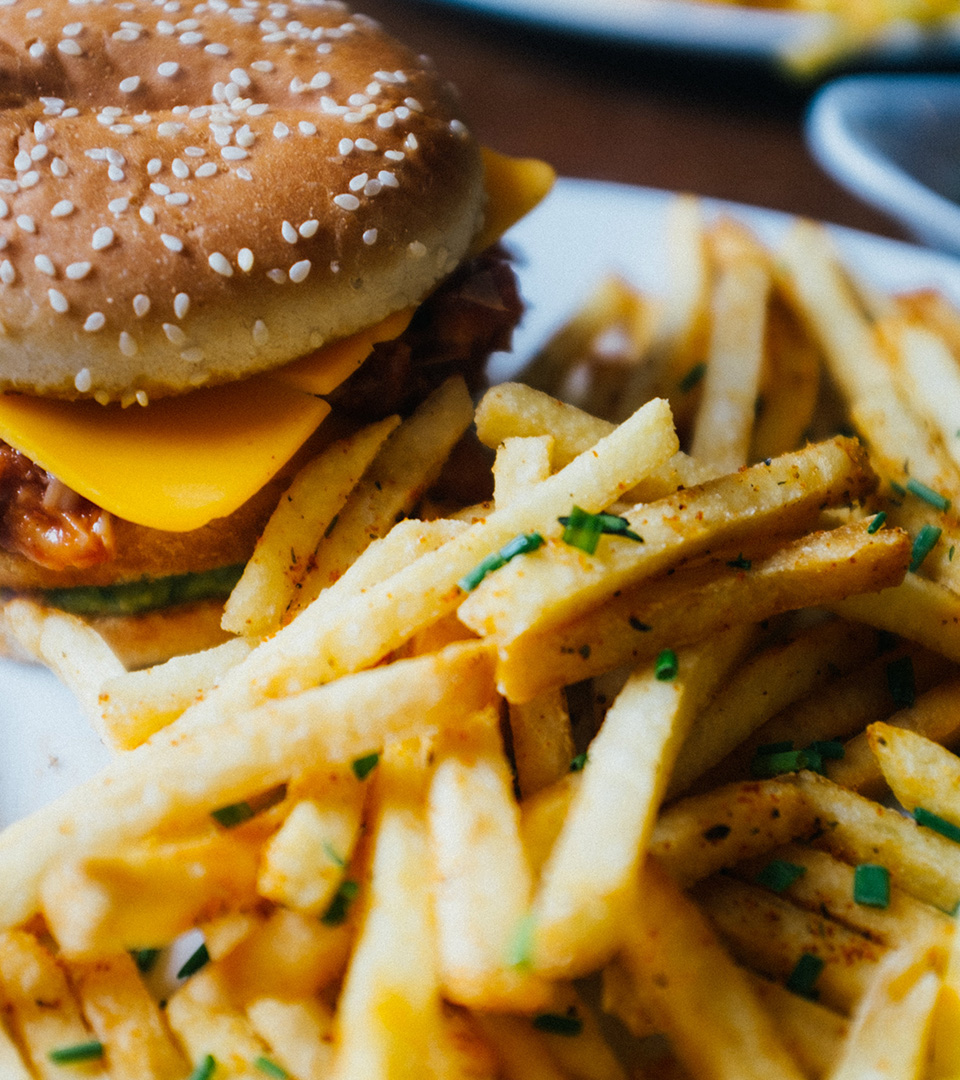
xmin=0 ymin=150 xmax=554 ymax=532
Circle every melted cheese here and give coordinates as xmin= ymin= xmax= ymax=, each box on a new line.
xmin=0 ymin=150 xmax=555 ymax=532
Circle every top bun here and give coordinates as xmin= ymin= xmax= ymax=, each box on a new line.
xmin=0 ymin=0 xmax=486 ymax=401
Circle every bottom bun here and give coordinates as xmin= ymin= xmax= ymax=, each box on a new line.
xmin=0 ymin=596 xmax=232 ymax=672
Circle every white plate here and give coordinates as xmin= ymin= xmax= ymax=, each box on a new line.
xmin=424 ymin=0 xmax=960 ymax=70
xmin=806 ymin=74 xmax=960 ymax=255
xmin=7 ymin=176 xmax=960 ymax=829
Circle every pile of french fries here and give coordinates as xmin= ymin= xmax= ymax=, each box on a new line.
xmin=3 ymin=194 xmax=960 ymax=1078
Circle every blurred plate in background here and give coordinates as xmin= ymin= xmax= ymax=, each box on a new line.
xmin=421 ymin=0 xmax=960 ymax=74
xmin=806 ymin=74 xmax=960 ymax=254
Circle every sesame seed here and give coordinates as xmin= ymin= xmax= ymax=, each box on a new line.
xmin=157 ymin=61 xmax=180 ymax=76
xmin=108 ymin=165 xmax=125 ymax=181
xmin=147 ymin=158 xmax=162 ymax=175
xmin=252 ymin=318 xmax=268 ymax=344
xmin=51 ymin=200 xmax=74 ymax=217
xmin=338 ymin=138 xmax=354 ymax=155
xmin=289 ymin=259 xmax=310 ymax=282
xmin=236 ymin=168 xmax=252 ymax=181
xmin=158 ymin=121 xmax=184 ymax=137
xmin=377 ymin=112 xmax=395 ymax=129
xmin=34 ymin=254 xmax=56 ymax=275
xmin=48 ymin=288 xmax=68 ymax=313
xmin=355 ymin=138 xmax=377 ymax=151
xmin=66 ymin=261 xmax=91 ymax=279
xmin=363 ymin=228 xmax=377 ymax=245
xmin=405 ymin=134 xmax=418 ymax=150
xmin=273 ymin=122 xmax=290 ymax=138
xmin=348 ymin=173 xmax=367 ymax=191
xmin=209 ymin=251 xmax=233 ymax=276
xmin=408 ymin=240 xmax=426 ymax=258
xmin=29 ymin=42 xmax=47 ymax=58
xmin=15 ymin=151 xmax=33 ymax=170
xmin=298 ymin=219 xmax=319 ymax=238
xmin=17 ymin=215 xmax=36 ymax=233
xmin=0 ymin=261 xmax=15 ymax=285
xmin=119 ymin=331 xmax=138 ymax=355
xmin=163 ymin=322 xmax=186 ymax=344
xmin=235 ymin=125 xmax=255 ymax=147
xmin=385 ymin=150 xmax=404 ymax=162
xmin=133 ymin=293 xmax=150 ymax=316
xmin=51 ymin=157 xmax=68 ymax=177
xmin=135 ymin=390 xmax=149 ymax=406
xmin=450 ymin=119 xmax=468 ymax=137
xmin=0 ymin=199 xmax=7 ymax=219
xmin=157 ymin=19 xmax=175 ymax=33
xmin=205 ymin=42 xmax=229 ymax=55
xmin=74 ymin=367 xmax=92 ymax=392
xmin=150 ymin=182 xmax=171 ymax=196
xmin=172 ymin=158 xmax=189 ymax=179
xmin=238 ymin=247 xmax=254 ymax=271
xmin=405 ymin=97 xmax=424 ymax=112
xmin=30 ymin=145 xmax=48 ymax=162
xmin=181 ymin=347 xmax=204 ymax=363
xmin=363 ymin=179 xmax=381 ymax=197
xmin=92 ymin=226 xmax=114 ymax=250
xmin=185 ymin=146 xmax=206 ymax=157
xmin=311 ymin=71 xmax=331 ymax=88
xmin=161 ymin=233 xmax=184 ymax=252
xmin=113 ymin=26 xmax=140 ymax=41
xmin=299 ymin=121 xmax=317 ymax=136
xmin=221 ymin=146 xmax=248 ymax=160
xmin=57 ymin=38 xmax=82 ymax=55
xmin=395 ymin=106 xmax=410 ymax=121
xmin=20 ymin=172 xmax=40 ymax=189
xmin=246 ymin=102 xmax=269 ymax=116
xmin=109 ymin=198 xmax=129 ymax=214
xmin=166 ymin=192 xmax=190 ymax=205
xmin=174 ymin=292 xmax=190 ymax=318
xmin=179 ymin=30 xmax=203 ymax=44
xmin=334 ymin=194 xmax=360 ymax=211
xmin=378 ymin=170 xmax=398 ymax=188
xmin=62 ymin=21 xmax=83 ymax=35
xmin=139 ymin=206 xmax=156 ymax=225
xmin=267 ymin=268 xmax=286 ymax=283
xmin=281 ymin=220 xmax=298 ymax=243
xmin=229 ymin=66 xmax=251 ymax=87
xmin=251 ymin=59 xmax=273 ymax=72
xmin=195 ymin=162 xmax=218 ymax=178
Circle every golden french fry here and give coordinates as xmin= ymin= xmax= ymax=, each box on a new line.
xmin=867 ymin=723 xmax=960 ymax=826
xmin=246 ymin=997 xmax=336 ymax=1080
xmin=530 ymin=629 xmax=753 ymax=978
xmin=494 ymin=520 xmax=908 ymax=703
xmin=493 ymin=435 xmax=554 ymax=507
xmin=222 ymin=414 xmax=400 ymax=637
xmin=618 ymin=857 xmax=807 ymax=1080
xmin=509 ymin=691 xmax=576 ymax=799
xmin=98 ymin=637 xmax=252 ymax=750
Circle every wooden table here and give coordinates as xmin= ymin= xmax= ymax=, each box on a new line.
xmin=359 ymin=0 xmax=911 ymax=239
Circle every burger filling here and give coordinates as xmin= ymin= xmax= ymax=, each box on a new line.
xmin=1 ymin=249 xmax=522 ymax=613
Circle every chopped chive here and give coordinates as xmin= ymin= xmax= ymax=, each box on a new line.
xmin=210 ymin=800 xmax=255 ymax=828
xmin=889 ymin=480 xmax=907 ymax=498
xmin=909 ymin=524 xmax=942 ymax=572
xmin=853 ymin=864 xmax=890 ymax=908
xmin=323 ymin=842 xmax=346 ymax=869
xmin=726 ymin=553 xmax=752 ymax=571
xmin=188 ymin=1055 xmax=216 ymax=1080
xmin=176 ymin=942 xmax=210 ymax=980
xmin=458 ymin=532 xmax=544 ymax=591
xmin=914 ymin=806 xmax=960 ymax=844
xmin=906 ymin=478 xmax=951 ymax=512
xmin=507 ymin=912 xmax=536 ymax=969
xmin=559 ymin=505 xmax=605 ymax=555
xmin=132 ymin=947 xmax=160 ymax=974
xmin=255 ymin=1057 xmax=289 ymax=1078
xmin=569 ymin=752 xmax=588 ymax=772
xmin=48 ymin=1040 xmax=104 ymax=1064
xmin=886 ymin=655 xmax=916 ymax=709
xmin=655 ymin=648 xmax=678 ymax=681
xmin=755 ymin=859 xmax=806 ymax=894
xmin=750 ymin=749 xmax=809 ymax=779
xmin=806 ymin=740 xmax=845 ymax=761
xmin=352 ymin=752 xmax=380 ymax=781
xmin=532 ymin=1011 xmax=584 ymax=1036
xmin=320 ymin=879 xmax=360 ymax=926
xmin=786 ymin=952 xmax=825 ymax=1000
xmin=866 ymin=511 xmax=886 ymax=534
xmin=679 ymin=362 xmax=707 ymax=393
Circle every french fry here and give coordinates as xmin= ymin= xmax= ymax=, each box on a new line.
xmin=98 ymin=637 xmax=253 ymax=750
xmin=245 ymin=996 xmax=336 ymax=1080
xmin=1 ymin=599 xmax=125 ymax=745
xmin=0 ymin=641 xmax=496 ymax=930
xmin=825 ymin=946 xmax=941 ymax=1080
xmin=509 ymin=691 xmax=576 ymax=799
xmin=618 ymin=857 xmax=807 ymax=1080
xmin=459 ymin=437 xmax=878 ymax=647
xmin=494 ymin=520 xmax=908 ymax=703
xmin=71 ymin=952 xmax=188 ymax=1080
xmin=692 ymin=873 xmax=883 ymax=1013
xmin=428 ymin=708 xmax=549 ymax=1012
xmin=471 ymin=1014 xmax=570 ymax=1080
xmin=0 ymin=929 xmax=109 ymax=1080
xmin=222 ymin=414 xmax=400 ymax=637
xmin=689 ymin=217 xmax=771 ymax=473
xmin=530 ymin=629 xmax=753 ymax=977
xmin=288 ymin=375 xmax=475 ymax=617
xmin=532 ymin=984 xmax=630 ymax=1080
xmin=867 ymin=722 xmax=960 ymax=826
xmin=667 ymin=618 xmax=882 ymax=799
xmin=493 ymin=434 xmax=554 ymax=507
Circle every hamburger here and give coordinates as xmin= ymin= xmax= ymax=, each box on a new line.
xmin=0 ymin=0 xmax=553 ymax=666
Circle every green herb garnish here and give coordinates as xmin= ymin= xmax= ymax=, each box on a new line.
xmin=132 ymin=947 xmax=160 ymax=974
xmin=786 ymin=952 xmax=825 ymax=1000
xmin=726 ymin=554 xmax=752 ymax=571
xmin=909 ymin=524 xmax=942 ymax=572
xmin=906 ymin=478 xmax=951 ymax=512
xmin=211 ymin=801 xmax=255 ymax=828
xmin=914 ymin=807 xmax=960 ymax=844
xmin=750 ymin=749 xmax=810 ymax=779
xmin=655 ymin=648 xmax=678 ymax=681
xmin=866 ymin=512 xmax=887 ymax=534
xmin=569 ymin=752 xmax=588 ymax=772
xmin=458 ymin=532 xmax=545 ymax=592
xmin=255 ymin=1057 xmax=289 ymax=1078
xmin=352 ymin=752 xmax=380 ymax=781
xmin=755 ymin=860 xmax=806 ymax=894
xmin=320 ymin=879 xmax=360 ymax=926
xmin=176 ymin=942 xmax=210 ymax=980
xmin=188 ymin=1055 xmax=216 ymax=1080
xmin=853 ymin=864 xmax=890 ymax=908
xmin=48 ymin=1041 xmax=104 ymax=1064
xmin=679 ymin=362 xmax=707 ymax=393
xmin=507 ymin=912 xmax=536 ymax=970
xmin=558 ymin=507 xmax=643 ymax=554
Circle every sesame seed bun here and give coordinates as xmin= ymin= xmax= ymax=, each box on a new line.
xmin=0 ymin=0 xmax=486 ymax=401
